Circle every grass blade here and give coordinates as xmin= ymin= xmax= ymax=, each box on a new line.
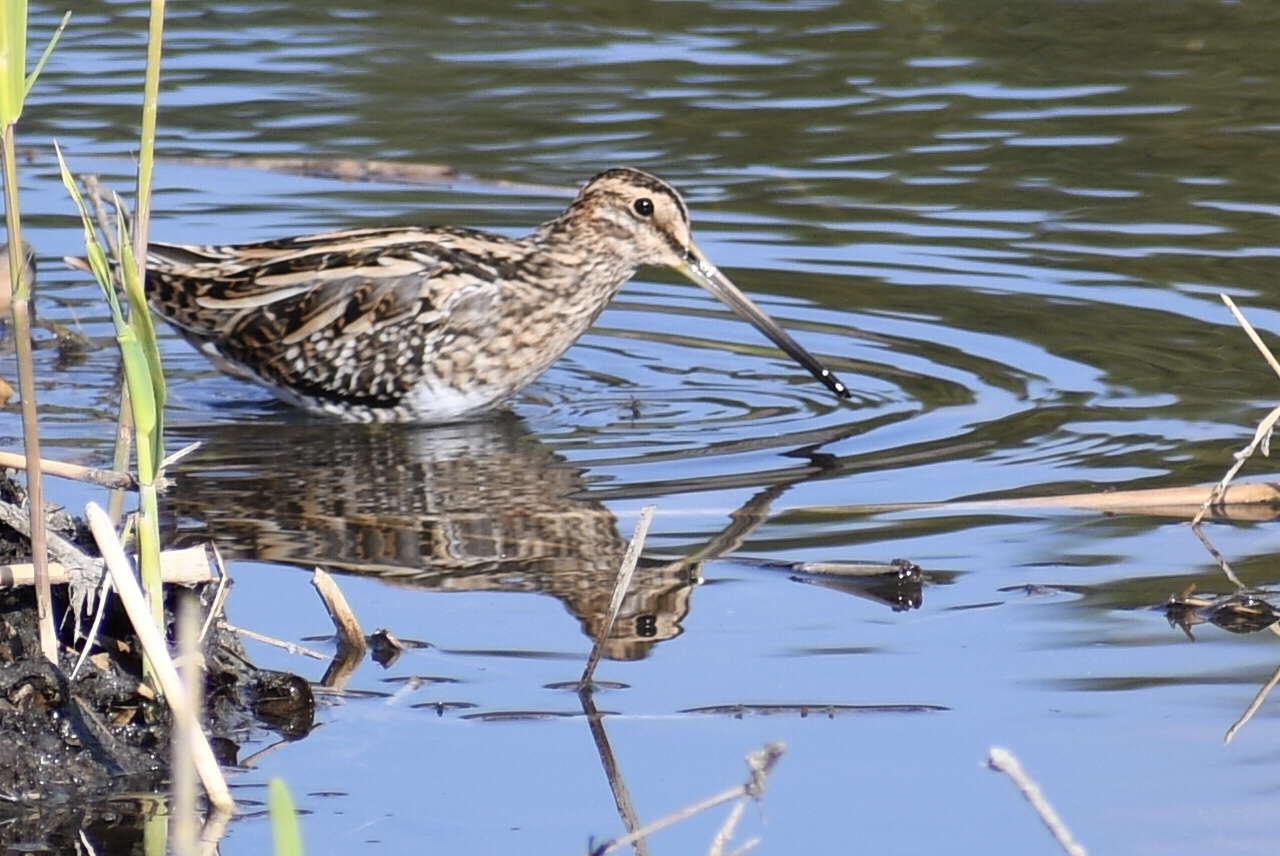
xmin=0 ymin=2 xmax=27 ymax=124
xmin=23 ymin=11 xmax=69 ymax=98
xmin=269 ymin=779 xmax=304 ymax=856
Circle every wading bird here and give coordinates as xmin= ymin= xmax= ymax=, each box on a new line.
xmin=143 ymin=168 xmax=850 ymax=422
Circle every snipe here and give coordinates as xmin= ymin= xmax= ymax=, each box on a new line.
xmin=144 ymin=168 xmax=850 ymax=422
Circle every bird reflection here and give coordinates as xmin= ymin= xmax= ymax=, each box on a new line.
xmin=164 ymin=413 xmax=928 ymax=659
xmin=165 ymin=414 xmax=710 ymax=660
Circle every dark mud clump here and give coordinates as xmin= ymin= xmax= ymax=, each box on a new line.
xmin=0 ymin=503 xmax=314 ymax=852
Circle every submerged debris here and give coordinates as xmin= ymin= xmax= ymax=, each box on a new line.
xmin=681 ymin=702 xmax=949 ymax=718
xmin=787 ymin=558 xmax=926 ymax=612
xmin=1164 ymin=585 xmax=1280 ymax=639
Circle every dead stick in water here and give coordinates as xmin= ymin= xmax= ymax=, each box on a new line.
xmin=1222 ymin=294 xmax=1280 ymax=380
xmin=0 ymin=544 xmax=214 ymax=588
xmin=198 ymin=545 xmax=231 ymax=645
xmin=224 ymin=623 xmax=327 ymax=660
xmin=0 ymin=449 xmax=157 ymax=490
xmin=591 ymin=742 xmax=785 ymax=856
xmin=312 ymin=567 xmax=367 ymax=691
xmin=312 ymin=567 xmax=365 ymax=650
xmin=1191 ymin=296 xmax=1280 ymax=526
xmin=1224 ymin=623 xmax=1280 ymax=745
xmin=791 ymin=480 xmax=1280 ymax=519
xmin=580 ymin=504 xmax=654 ymax=690
xmin=988 ymin=747 xmax=1087 ymax=856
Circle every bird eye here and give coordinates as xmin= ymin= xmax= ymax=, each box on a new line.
xmin=633 ymin=198 xmax=654 ymax=217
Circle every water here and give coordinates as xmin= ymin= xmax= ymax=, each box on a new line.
xmin=11 ymin=1 xmax=1280 ymax=853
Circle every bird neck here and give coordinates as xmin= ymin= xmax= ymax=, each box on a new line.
xmin=531 ymin=212 xmax=643 ymax=292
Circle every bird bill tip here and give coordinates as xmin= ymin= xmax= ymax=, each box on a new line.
xmin=672 ymin=245 xmax=851 ymax=402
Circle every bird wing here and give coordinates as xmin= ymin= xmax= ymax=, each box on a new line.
xmin=147 ymin=227 xmax=512 ymax=409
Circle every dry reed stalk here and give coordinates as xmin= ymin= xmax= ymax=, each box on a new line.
xmin=1222 ymin=294 xmax=1280 ymax=378
xmin=580 ymin=504 xmax=654 ymax=689
xmin=580 ymin=688 xmax=650 ymax=856
xmin=1189 ymin=295 xmax=1280 ymax=526
xmin=1225 ymin=655 xmax=1280 ymax=745
xmin=2 ymin=141 xmax=56 ymax=663
xmin=0 ymin=544 xmax=214 ymax=588
xmin=0 ymin=449 xmax=153 ymax=490
xmin=590 ymin=742 xmax=784 ymax=856
xmin=707 ymin=802 xmax=752 ymax=856
xmin=224 ymin=623 xmax=327 ymax=660
xmin=312 ymin=567 xmax=365 ymax=650
xmin=1189 ymin=524 xmax=1246 ymax=591
xmin=312 ymin=567 xmax=367 ymax=690
xmin=171 ymin=595 xmax=202 ymax=856
xmin=988 ymin=747 xmax=1087 ymax=856
xmin=85 ymin=502 xmax=234 ymax=811
xmin=0 ymin=7 xmax=70 ymax=665
xmin=197 ymin=545 xmax=231 ymax=644
xmin=793 ymin=480 xmax=1280 ymax=521
xmin=1224 ymin=621 xmax=1280 ymax=745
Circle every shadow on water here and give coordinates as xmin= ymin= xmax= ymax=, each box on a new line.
xmin=163 ymin=413 xmax=926 ymax=661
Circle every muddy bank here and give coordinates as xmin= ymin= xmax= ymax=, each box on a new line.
xmin=0 ymin=495 xmax=313 ymax=852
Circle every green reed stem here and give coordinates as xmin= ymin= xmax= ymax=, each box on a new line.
xmin=116 ymin=206 xmax=166 ymax=635
xmin=269 ymin=779 xmax=304 ymax=856
xmin=106 ymin=381 xmax=134 ymax=526
xmin=132 ymin=0 xmax=163 ymax=268
xmin=137 ymin=481 xmax=161 ymax=624
xmin=130 ymin=0 xmax=166 ymax=636
xmin=56 ymin=0 xmax=170 ymax=678
xmin=143 ymin=809 xmax=166 ymax=856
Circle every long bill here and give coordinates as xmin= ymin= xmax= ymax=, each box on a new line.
xmin=675 ymin=244 xmax=851 ymax=400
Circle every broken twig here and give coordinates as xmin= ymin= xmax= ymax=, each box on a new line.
xmin=988 ymin=747 xmax=1087 ymax=856
xmin=0 ymin=449 xmax=158 ymax=490
xmin=591 ymin=742 xmax=784 ymax=856
xmin=312 ymin=567 xmax=365 ymax=651
xmin=580 ymin=505 xmax=654 ymax=690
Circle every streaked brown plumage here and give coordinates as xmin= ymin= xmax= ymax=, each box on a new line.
xmin=145 ymin=168 xmax=850 ymax=422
